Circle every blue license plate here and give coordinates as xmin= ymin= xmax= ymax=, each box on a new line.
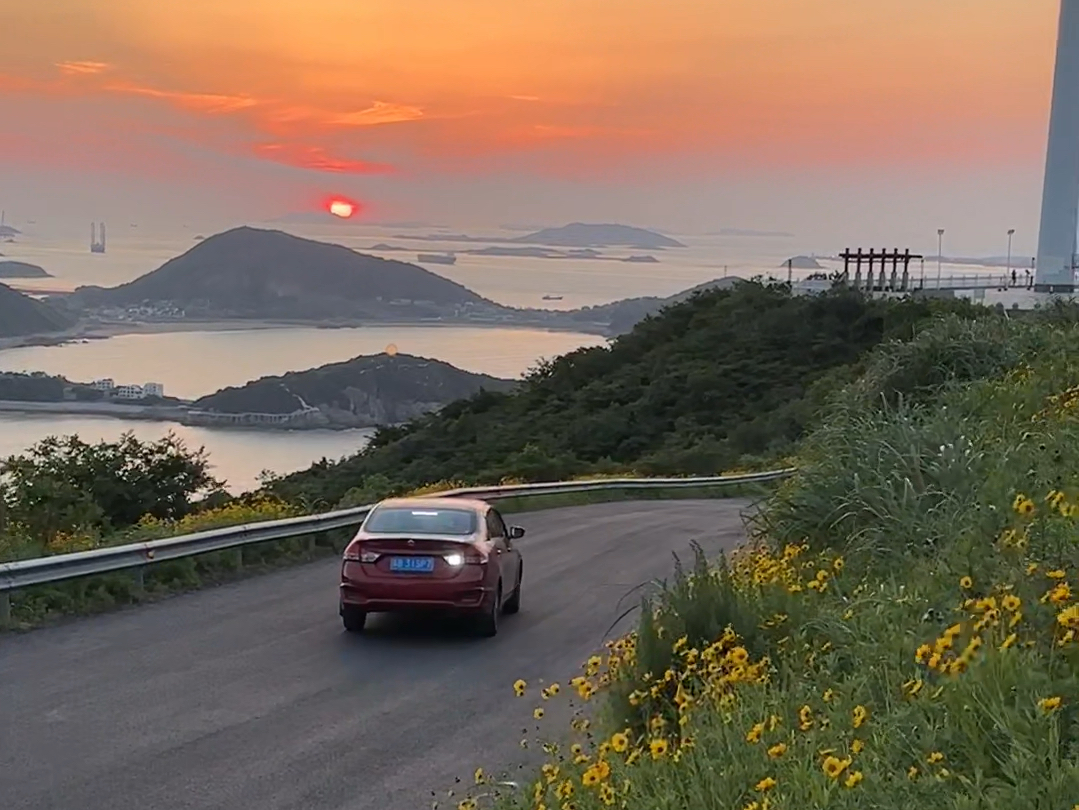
xmin=389 ymin=556 xmax=435 ymax=573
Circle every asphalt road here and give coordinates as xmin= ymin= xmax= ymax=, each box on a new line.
xmin=1 ymin=499 xmax=751 ymax=810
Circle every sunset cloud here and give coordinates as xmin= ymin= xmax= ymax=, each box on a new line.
xmin=104 ymin=80 xmax=259 ymax=114
xmin=250 ymin=143 xmax=393 ymax=174
xmin=55 ymin=60 xmax=111 ymax=76
xmin=0 ymin=0 xmax=1058 ymax=191
xmin=324 ymin=102 xmax=425 ymax=128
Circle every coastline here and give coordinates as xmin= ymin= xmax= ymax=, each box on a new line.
xmin=0 ymin=316 xmax=614 ymax=351
xmin=0 ymin=399 xmax=388 ymax=433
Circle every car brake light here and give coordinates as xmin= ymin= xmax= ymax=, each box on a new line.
xmin=343 ymin=542 xmax=380 ymax=563
xmin=463 ymin=550 xmax=488 ymax=565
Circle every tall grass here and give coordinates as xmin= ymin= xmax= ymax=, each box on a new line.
xmin=472 ymin=313 xmax=1079 ymax=810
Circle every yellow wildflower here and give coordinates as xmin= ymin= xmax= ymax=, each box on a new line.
xmin=1039 ymin=696 xmax=1063 ymax=712
xmin=767 ymin=742 xmax=787 ymax=759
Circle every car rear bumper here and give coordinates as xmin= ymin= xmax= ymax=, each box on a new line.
xmin=339 ymin=582 xmax=494 ymax=613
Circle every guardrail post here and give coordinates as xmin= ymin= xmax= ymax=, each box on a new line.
xmin=0 ymin=592 xmax=11 ymax=629
xmin=133 ymin=565 xmax=145 ymax=595
xmin=234 ymin=547 xmax=243 ymax=570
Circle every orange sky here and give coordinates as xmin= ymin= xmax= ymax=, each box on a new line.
xmin=0 ymin=0 xmax=1063 ymax=232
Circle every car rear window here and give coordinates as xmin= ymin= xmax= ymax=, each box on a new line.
xmin=363 ymin=506 xmax=478 ymax=535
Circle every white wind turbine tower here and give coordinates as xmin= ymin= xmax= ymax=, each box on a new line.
xmin=1035 ymin=0 xmax=1079 ymax=293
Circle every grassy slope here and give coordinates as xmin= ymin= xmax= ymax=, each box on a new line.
xmin=475 ymin=306 xmax=1079 ymax=810
xmin=271 ymin=282 xmax=985 ymax=509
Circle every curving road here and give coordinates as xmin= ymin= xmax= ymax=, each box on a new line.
xmin=0 ymin=499 xmax=751 ymax=810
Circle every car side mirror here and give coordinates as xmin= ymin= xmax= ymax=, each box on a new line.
xmin=509 ymin=526 xmax=525 ymax=540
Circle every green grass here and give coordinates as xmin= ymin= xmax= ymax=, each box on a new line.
xmin=461 ymin=314 xmax=1079 ymax=810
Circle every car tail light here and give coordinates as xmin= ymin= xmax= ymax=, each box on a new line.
xmin=343 ymin=542 xmax=380 ymax=563
xmin=462 ymin=549 xmax=488 ymax=565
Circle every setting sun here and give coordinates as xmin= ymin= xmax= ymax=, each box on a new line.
xmin=328 ymin=199 xmax=354 ymax=218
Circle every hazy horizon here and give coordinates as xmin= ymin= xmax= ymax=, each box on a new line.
xmin=0 ymin=0 xmax=1059 ymax=258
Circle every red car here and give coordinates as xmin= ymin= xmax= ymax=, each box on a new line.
xmin=339 ymin=497 xmax=525 ymax=636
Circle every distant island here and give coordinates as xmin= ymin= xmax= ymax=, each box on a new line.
xmin=781 ymin=256 xmax=825 ymax=270
xmin=188 ymin=352 xmax=515 ymax=429
xmin=0 ymin=354 xmax=515 ymax=431
xmin=392 ymin=222 xmax=685 ymax=249
xmin=0 ymin=260 xmax=51 ymax=279
xmin=366 ymin=243 xmax=411 ymax=251
xmin=465 ymin=246 xmax=604 ymax=259
xmin=510 ymin=223 xmax=685 ymax=249
xmin=60 ymin=227 xmax=506 ymax=322
xmin=0 ymin=282 xmax=74 ymax=338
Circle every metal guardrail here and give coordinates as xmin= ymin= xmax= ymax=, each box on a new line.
xmin=0 ymin=469 xmax=794 ymax=619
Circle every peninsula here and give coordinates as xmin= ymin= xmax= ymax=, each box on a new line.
xmin=0 ymin=354 xmax=515 ymax=431
xmin=0 ymin=261 xmax=51 ymax=279
xmin=0 ymin=282 xmax=74 ymax=338
xmin=188 ymin=352 xmax=515 ymax=429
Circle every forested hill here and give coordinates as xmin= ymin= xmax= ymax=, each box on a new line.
xmin=66 ymin=227 xmax=495 ymax=320
xmin=192 ymin=353 xmax=515 ymax=427
xmin=271 ymin=282 xmax=984 ymax=507
xmin=0 ymin=282 xmax=74 ymax=338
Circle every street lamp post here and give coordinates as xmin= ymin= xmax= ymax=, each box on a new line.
xmin=937 ymin=228 xmax=945 ymax=287
xmin=1007 ymin=228 xmax=1015 ymax=286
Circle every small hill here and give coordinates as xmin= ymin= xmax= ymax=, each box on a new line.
xmin=0 ymin=261 xmax=51 ymax=279
xmin=781 ymin=256 xmax=824 ymax=270
xmin=512 ymin=223 xmax=686 ymax=249
xmin=270 ymin=282 xmax=986 ymax=506
xmin=67 ymin=227 xmax=496 ymax=320
xmin=192 ymin=352 xmax=515 ymax=428
xmin=0 ymin=283 xmax=75 ymax=338
xmin=565 ymin=277 xmax=742 ymax=334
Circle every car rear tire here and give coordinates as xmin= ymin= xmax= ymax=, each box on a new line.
xmin=476 ymin=583 xmax=501 ymax=637
xmin=341 ymin=605 xmax=367 ymax=633
xmin=502 ymin=565 xmax=522 ymax=615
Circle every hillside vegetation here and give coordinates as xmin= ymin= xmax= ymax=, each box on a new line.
xmin=472 ymin=305 xmax=1079 ymax=810
xmin=271 ymin=282 xmax=984 ymax=507
xmin=193 ymin=352 xmax=514 ymax=427
xmin=0 ymin=282 xmax=74 ymax=337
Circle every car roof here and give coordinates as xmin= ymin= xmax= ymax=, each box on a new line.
xmin=374 ymin=496 xmax=489 ymax=513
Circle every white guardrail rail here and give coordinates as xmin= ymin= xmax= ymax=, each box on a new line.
xmin=0 ymin=469 xmax=795 ymax=620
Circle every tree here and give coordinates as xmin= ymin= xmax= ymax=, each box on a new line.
xmin=0 ymin=431 xmax=222 ymax=541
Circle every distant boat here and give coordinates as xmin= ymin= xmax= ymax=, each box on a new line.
xmin=542 ymin=294 xmax=564 ymax=301
xmin=194 ymin=235 xmax=205 ymax=241
xmin=417 ymin=252 xmax=457 ymax=265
